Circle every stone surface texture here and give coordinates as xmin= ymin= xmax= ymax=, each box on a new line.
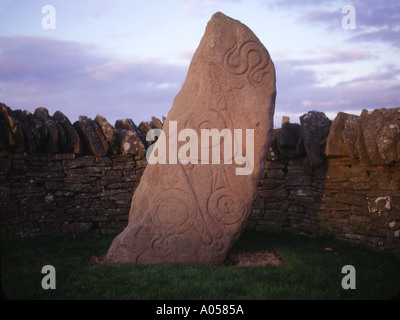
xmin=299 ymin=111 xmax=332 ymax=167
xmin=329 ymin=107 xmax=400 ymax=164
xmin=105 ymin=12 xmax=276 ymax=265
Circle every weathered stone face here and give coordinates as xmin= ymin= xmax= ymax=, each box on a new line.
xmin=299 ymin=111 xmax=332 ymax=167
xmin=105 ymin=12 xmax=276 ymax=265
xmin=0 ymin=104 xmax=25 ymax=152
xmin=328 ymin=107 xmax=400 ymax=164
xmin=325 ymin=112 xmax=351 ymax=158
xmin=277 ymin=122 xmax=300 ymax=159
xmin=53 ymin=111 xmax=82 ymax=154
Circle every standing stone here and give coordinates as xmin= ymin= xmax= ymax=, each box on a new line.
xmin=105 ymin=12 xmax=276 ymax=265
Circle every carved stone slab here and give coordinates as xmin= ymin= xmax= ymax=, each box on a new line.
xmin=105 ymin=12 xmax=276 ymax=265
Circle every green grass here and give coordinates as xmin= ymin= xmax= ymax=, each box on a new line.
xmin=1 ymin=231 xmax=399 ymax=300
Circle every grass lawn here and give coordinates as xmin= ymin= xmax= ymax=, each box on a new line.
xmin=1 ymin=231 xmax=399 ymax=300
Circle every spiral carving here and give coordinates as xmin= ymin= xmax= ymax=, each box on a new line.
xmin=207 ymin=188 xmax=245 ymax=225
xmin=223 ymin=41 xmax=270 ymax=87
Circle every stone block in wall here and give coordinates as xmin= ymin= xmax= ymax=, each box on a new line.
xmin=277 ymin=122 xmax=300 ymax=159
xmin=34 ymin=107 xmax=67 ymax=154
xmin=377 ymin=120 xmax=400 ymax=164
xmin=392 ymin=196 xmax=400 ymax=214
xmin=288 ymin=205 xmax=304 ymax=213
xmin=258 ymin=188 xmax=288 ymax=200
xmin=341 ymin=233 xmax=368 ymax=242
xmin=349 ymin=214 xmax=372 ymax=225
xmin=369 ymin=169 xmax=399 ymax=191
xmin=350 ymin=205 xmax=369 ymax=215
xmin=73 ymin=118 xmax=108 ymax=157
xmin=330 ymin=210 xmax=350 ymax=219
xmin=264 ymin=199 xmax=289 ymax=211
xmin=265 ymin=168 xmax=285 ymax=179
xmin=341 ymin=107 xmax=400 ymax=165
xmin=94 ymin=115 xmax=118 ymax=155
xmin=326 ymin=163 xmax=369 ymax=181
xmin=343 ymin=114 xmax=362 ymax=159
xmin=13 ymin=110 xmax=40 ymax=153
xmin=337 ymin=191 xmax=367 ymax=207
xmin=62 ymin=156 xmax=96 ymax=169
xmin=265 ymin=161 xmax=286 ymax=170
xmin=253 ymin=197 xmax=265 ymax=209
xmin=360 ymin=108 xmax=400 ymax=165
xmin=259 ymin=178 xmax=284 ymax=189
xmin=325 ymin=112 xmax=351 ymax=157
xmin=0 ymin=104 xmax=25 ymax=153
xmin=320 ymin=201 xmax=350 ymax=211
xmin=53 ymin=111 xmax=82 ymax=154
xmin=53 ymin=154 xmax=76 ymax=161
xmin=366 ymin=195 xmax=392 ymax=216
xmin=299 ymin=111 xmax=332 ymax=167
xmin=352 ymin=182 xmax=377 ymax=191
xmin=151 ymin=116 xmax=164 ymax=130
xmin=267 ymin=129 xmax=280 ymax=161
xmin=286 ymin=174 xmax=312 ymax=186
xmin=115 ymin=119 xmax=148 ymax=148
xmin=115 ymin=129 xmax=146 ymax=156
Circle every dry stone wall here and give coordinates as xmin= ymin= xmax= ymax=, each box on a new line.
xmin=248 ymin=157 xmax=400 ymax=255
xmin=248 ymin=108 xmax=400 ymax=256
xmin=1 ymin=103 xmax=400 ymax=256
xmin=0 ymin=153 xmax=146 ymax=238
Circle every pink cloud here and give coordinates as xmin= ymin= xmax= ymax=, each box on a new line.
xmin=0 ymin=35 xmax=398 ymax=126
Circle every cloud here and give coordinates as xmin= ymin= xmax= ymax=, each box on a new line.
xmin=0 ymin=35 xmax=398 ymax=128
xmin=290 ymin=1 xmax=400 ymax=47
xmin=268 ymin=0 xmax=327 ymax=9
xmin=0 ymin=36 xmax=187 ymax=124
xmin=297 ymin=9 xmax=340 ymax=29
xmin=180 ymin=0 xmax=218 ymax=17
xmin=180 ymin=0 xmax=243 ymax=17
xmin=336 ymin=64 xmax=400 ymax=86
xmin=91 ymin=5 xmax=112 ymax=18
xmin=347 ymin=28 xmax=400 ymax=48
xmin=275 ymin=48 xmax=374 ymax=66
xmin=273 ymin=59 xmax=400 ymax=122
xmin=0 ymin=0 xmax=14 ymax=14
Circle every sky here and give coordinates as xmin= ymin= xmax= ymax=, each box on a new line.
xmin=0 ymin=0 xmax=399 ymax=127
